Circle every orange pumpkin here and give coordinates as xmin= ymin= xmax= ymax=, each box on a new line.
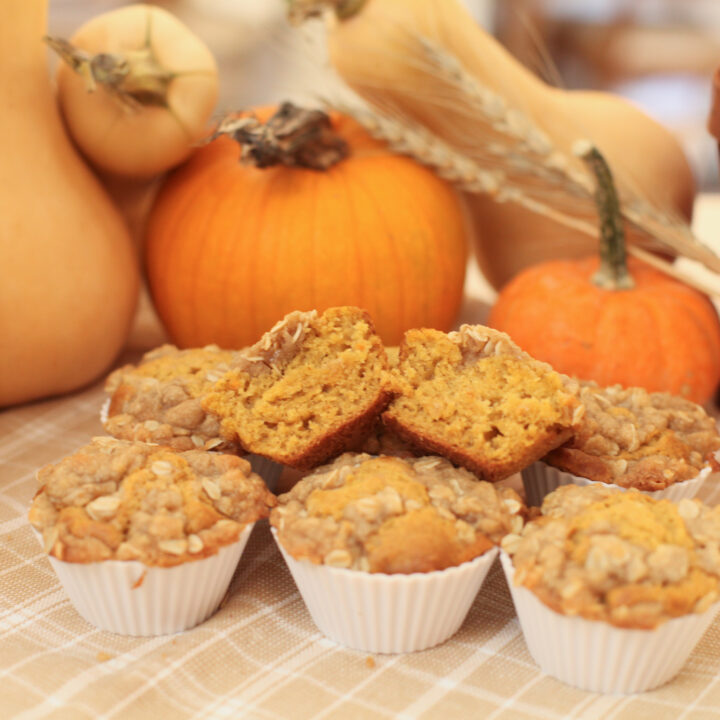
xmin=145 ymin=104 xmax=468 ymax=348
xmin=488 ymin=144 xmax=720 ymax=404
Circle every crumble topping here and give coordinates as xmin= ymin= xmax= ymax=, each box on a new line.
xmin=271 ymin=452 xmax=525 ymax=573
xmin=503 ymin=484 xmax=720 ymax=628
xmin=29 ymin=437 xmax=276 ymax=566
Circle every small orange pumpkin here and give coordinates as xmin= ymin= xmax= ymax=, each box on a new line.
xmin=489 ymin=144 xmax=720 ymax=404
xmin=145 ymin=103 xmax=468 ymax=348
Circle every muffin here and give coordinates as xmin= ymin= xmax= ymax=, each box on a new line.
xmin=104 ymin=344 xmax=239 ymax=452
xmin=501 ymin=484 xmax=720 ymax=692
xmin=203 ymin=307 xmax=394 ymax=469
xmin=383 ymin=324 xmax=582 ymax=482
xmin=523 ymin=383 xmax=720 ymax=505
xmin=29 ymin=437 xmax=276 ymax=635
xmin=271 ymin=452 xmax=525 ymax=652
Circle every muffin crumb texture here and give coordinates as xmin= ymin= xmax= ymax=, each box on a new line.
xmin=271 ymin=453 xmax=525 ymax=574
xmin=104 ymin=345 xmax=238 ymax=451
xmin=544 ymin=384 xmax=720 ymax=490
xmin=383 ymin=325 xmax=581 ymax=482
xmin=29 ymin=437 xmax=276 ymax=566
xmin=505 ymin=484 xmax=720 ymax=628
xmin=203 ymin=307 xmax=393 ymax=468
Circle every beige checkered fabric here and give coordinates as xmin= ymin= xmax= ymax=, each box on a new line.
xmin=3 ymin=375 xmax=720 ymax=719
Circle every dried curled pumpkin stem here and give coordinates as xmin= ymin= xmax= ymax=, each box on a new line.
xmin=574 ymin=140 xmax=634 ymax=291
xmin=286 ymin=0 xmax=367 ymax=24
xmin=210 ymin=103 xmax=349 ymax=171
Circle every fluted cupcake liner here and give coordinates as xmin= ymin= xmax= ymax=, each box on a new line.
xmin=272 ymin=528 xmax=498 ymax=653
xmin=99 ymin=399 xmax=283 ymax=492
xmin=500 ymin=551 xmax=720 ymax=694
xmin=521 ymin=461 xmax=711 ymax=507
xmin=39 ymin=524 xmax=254 ymax=636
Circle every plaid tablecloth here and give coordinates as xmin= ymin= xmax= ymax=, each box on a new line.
xmin=7 ymin=200 xmax=720 ymax=720
xmin=3 ymin=368 xmax=720 ymax=720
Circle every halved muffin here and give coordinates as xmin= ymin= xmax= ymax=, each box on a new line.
xmin=203 ymin=307 xmax=394 ymax=469
xmin=383 ymin=325 xmax=582 ymax=482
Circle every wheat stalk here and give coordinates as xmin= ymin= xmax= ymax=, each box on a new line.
xmin=416 ymin=39 xmax=720 ymax=268
xmin=338 ymin=102 xmax=720 ymax=296
xmin=416 ymin=38 xmax=592 ymax=191
xmin=325 ymin=24 xmax=720 ymax=282
xmin=342 ymin=105 xmax=602 ymax=234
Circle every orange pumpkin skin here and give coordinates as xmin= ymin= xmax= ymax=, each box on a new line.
xmin=145 ymin=112 xmax=468 ymax=348
xmin=488 ymin=257 xmax=720 ymax=404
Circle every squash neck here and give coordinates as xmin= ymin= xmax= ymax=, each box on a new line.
xmin=2 ymin=0 xmax=48 ymax=76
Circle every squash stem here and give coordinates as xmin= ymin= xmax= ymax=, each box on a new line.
xmin=45 ymin=36 xmax=172 ymax=109
xmin=210 ymin=103 xmax=349 ymax=171
xmin=574 ymin=140 xmax=634 ymax=290
xmin=286 ymin=0 xmax=367 ymax=24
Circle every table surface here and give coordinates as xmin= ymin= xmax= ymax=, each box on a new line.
xmin=4 ymin=198 xmax=720 ymax=720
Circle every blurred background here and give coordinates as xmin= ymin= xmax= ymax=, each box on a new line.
xmin=49 ymin=0 xmax=720 ymax=190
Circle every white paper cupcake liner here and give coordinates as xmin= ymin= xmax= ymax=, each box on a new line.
xmin=272 ymin=528 xmax=499 ymax=653
xmin=100 ymin=399 xmax=283 ymax=492
xmin=500 ymin=551 xmax=720 ymax=693
xmin=521 ymin=461 xmax=711 ymax=507
xmin=38 ymin=524 xmax=254 ymax=636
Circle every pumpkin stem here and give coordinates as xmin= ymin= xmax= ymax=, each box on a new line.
xmin=286 ymin=0 xmax=367 ymax=24
xmin=209 ymin=103 xmax=349 ymax=171
xmin=574 ymin=140 xmax=634 ymax=291
xmin=45 ymin=35 xmax=174 ymax=110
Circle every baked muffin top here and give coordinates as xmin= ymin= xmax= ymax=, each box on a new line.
xmin=104 ymin=344 xmax=239 ymax=452
xmin=544 ymin=384 xmax=720 ymax=490
xmin=271 ymin=452 xmax=525 ymax=574
xmin=382 ymin=324 xmax=583 ymax=482
xmin=503 ymin=484 xmax=720 ymax=628
xmin=29 ymin=437 xmax=276 ymax=567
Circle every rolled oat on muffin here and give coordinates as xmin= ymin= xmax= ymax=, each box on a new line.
xmin=383 ymin=324 xmax=582 ymax=482
xmin=271 ymin=452 xmax=524 ymax=652
xmin=29 ymin=437 xmax=277 ymax=635
xmin=104 ymin=344 xmax=241 ymax=452
xmin=501 ymin=483 xmax=720 ymax=692
xmin=543 ymin=383 xmax=720 ymax=492
xmin=203 ymin=307 xmax=394 ymax=470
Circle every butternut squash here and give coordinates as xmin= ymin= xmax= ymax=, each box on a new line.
xmin=49 ymin=4 xmax=219 ymax=178
xmin=290 ymin=0 xmax=695 ymax=289
xmin=0 ymin=0 xmax=139 ymax=407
